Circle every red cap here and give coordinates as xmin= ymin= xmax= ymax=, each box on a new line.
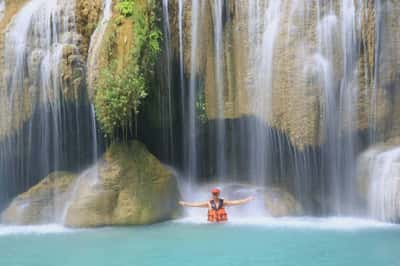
xmin=211 ymin=188 xmax=221 ymax=194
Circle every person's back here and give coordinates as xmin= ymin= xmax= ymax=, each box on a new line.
xmin=179 ymin=188 xmax=253 ymax=223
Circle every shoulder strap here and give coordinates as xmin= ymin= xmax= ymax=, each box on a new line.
xmin=218 ymin=198 xmax=224 ymax=210
xmin=210 ymin=200 xmax=217 ymax=210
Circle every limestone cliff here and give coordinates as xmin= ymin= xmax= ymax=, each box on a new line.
xmin=0 ymin=0 xmax=103 ymax=139
xmin=168 ymin=0 xmax=400 ymax=150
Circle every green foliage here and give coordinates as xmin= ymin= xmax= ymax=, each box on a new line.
xmin=95 ymin=0 xmax=162 ymax=138
xmin=196 ymin=91 xmax=208 ymax=123
xmin=114 ymin=15 xmax=125 ymax=26
xmin=95 ymin=63 xmax=148 ymax=136
xmin=116 ymin=0 xmax=134 ymax=17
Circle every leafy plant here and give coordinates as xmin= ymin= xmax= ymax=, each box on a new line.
xmin=116 ymin=0 xmax=134 ymax=17
xmin=196 ymin=91 xmax=208 ymax=123
xmin=94 ymin=0 xmax=162 ymax=138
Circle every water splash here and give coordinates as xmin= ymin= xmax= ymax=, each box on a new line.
xmin=0 ymin=224 xmax=76 ymax=236
xmin=61 ymin=165 xmax=100 ymax=224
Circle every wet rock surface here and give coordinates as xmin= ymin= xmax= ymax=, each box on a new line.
xmin=64 ymin=141 xmax=181 ymax=227
xmin=1 ymin=172 xmax=76 ymax=225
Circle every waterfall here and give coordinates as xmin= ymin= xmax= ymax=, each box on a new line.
xmin=213 ymin=0 xmax=226 ymax=180
xmin=369 ymin=0 xmax=382 ymax=143
xmin=0 ymin=0 xmax=397 ymax=221
xmin=368 ymin=147 xmax=400 ymax=222
xmin=186 ymin=0 xmax=203 ymax=183
xmin=160 ymin=0 xmax=175 ymax=162
xmin=166 ymin=0 xmax=397 ymax=216
xmin=87 ymin=0 xmax=113 ymax=94
xmin=247 ymin=0 xmax=282 ymax=187
xmin=313 ymin=0 xmax=363 ymax=214
xmin=0 ymin=0 xmax=5 ymax=21
xmin=0 ymin=0 xmax=96 ymax=209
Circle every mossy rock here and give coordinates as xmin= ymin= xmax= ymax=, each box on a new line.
xmin=64 ymin=141 xmax=181 ymax=227
xmin=1 ymin=172 xmax=77 ymax=225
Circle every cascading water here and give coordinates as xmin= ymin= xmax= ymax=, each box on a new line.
xmin=0 ymin=0 xmax=96 ymax=209
xmin=0 ymin=0 xmax=397 ymax=224
xmin=0 ymin=0 xmax=5 ymax=21
xmin=212 ymin=0 xmax=226 ymax=180
xmin=87 ymin=0 xmax=113 ymax=94
xmin=313 ymin=0 xmax=363 ymax=214
xmin=368 ymin=147 xmax=400 ymax=222
xmin=183 ymin=0 xmax=204 ymax=185
xmin=246 ymin=0 xmax=282 ymax=187
xmin=161 ymin=0 xmax=398 ymax=218
xmin=157 ymin=0 xmax=175 ymax=163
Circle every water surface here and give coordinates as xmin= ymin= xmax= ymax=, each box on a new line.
xmin=1 ymin=218 xmax=399 ymax=266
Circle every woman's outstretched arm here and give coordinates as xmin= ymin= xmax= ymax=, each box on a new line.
xmin=179 ymin=201 xmax=209 ymax=208
xmin=224 ymin=196 xmax=254 ymax=206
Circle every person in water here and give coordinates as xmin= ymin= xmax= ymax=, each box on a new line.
xmin=179 ymin=188 xmax=254 ymax=222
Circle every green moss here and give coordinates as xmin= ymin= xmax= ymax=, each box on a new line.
xmin=196 ymin=90 xmax=208 ymax=123
xmin=94 ymin=0 xmax=162 ymax=138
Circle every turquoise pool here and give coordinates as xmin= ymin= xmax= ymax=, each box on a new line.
xmin=1 ymin=218 xmax=399 ymax=266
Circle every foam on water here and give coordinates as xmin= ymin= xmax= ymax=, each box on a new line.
xmin=174 ymin=216 xmax=397 ymax=231
xmin=0 ymin=224 xmax=76 ymax=236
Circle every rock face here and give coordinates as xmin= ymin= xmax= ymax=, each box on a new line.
xmin=1 ymin=172 xmax=76 ymax=225
xmin=167 ymin=0 xmax=400 ymax=149
xmin=75 ymin=0 xmax=103 ymax=58
xmin=64 ymin=141 xmax=181 ymax=227
xmin=264 ymin=187 xmax=303 ymax=217
xmin=357 ymin=139 xmax=400 ymax=222
xmin=0 ymin=0 xmax=102 ymax=139
xmin=86 ymin=8 xmax=136 ymax=99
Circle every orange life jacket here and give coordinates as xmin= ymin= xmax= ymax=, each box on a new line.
xmin=208 ymin=199 xmax=228 ymax=222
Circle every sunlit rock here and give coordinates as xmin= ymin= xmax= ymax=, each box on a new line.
xmin=1 ymin=141 xmax=181 ymax=227
xmin=64 ymin=141 xmax=181 ymax=227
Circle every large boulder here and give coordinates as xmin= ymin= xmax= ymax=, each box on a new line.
xmin=1 ymin=141 xmax=181 ymax=227
xmin=1 ymin=172 xmax=76 ymax=225
xmin=64 ymin=141 xmax=181 ymax=227
xmin=264 ymin=187 xmax=303 ymax=217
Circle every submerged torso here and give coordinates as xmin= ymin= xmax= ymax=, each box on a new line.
xmin=208 ymin=198 xmax=228 ymax=222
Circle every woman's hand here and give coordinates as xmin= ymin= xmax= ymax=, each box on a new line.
xmin=179 ymin=201 xmax=186 ymax=206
